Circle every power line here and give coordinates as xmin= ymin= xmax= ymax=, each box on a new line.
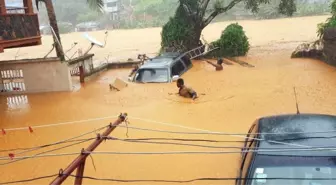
xmin=0 ymin=125 xmax=107 ymax=158
xmin=0 ymin=138 xmax=93 ymax=153
xmin=4 ymin=146 xmax=336 ymax=161
xmin=128 ymin=116 xmax=336 ymax=135
xmin=0 ymin=174 xmax=57 ymax=185
xmin=119 ymin=137 xmax=247 ymax=143
xmin=86 ymin=147 xmax=336 ymax=155
xmin=0 ymin=138 xmax=93 ymax=165
xmin=1 ymin=175 xmax=336 ymax=185
xmin=3 ymin=114 xmax=336 ymax=136
xmin=3 ymin=115 xmax=118 ymax=131
xmin=66 ymin=174 xmax=336 ymax=183
xmin=116 ymin=125 xmax=318 ymax=148
xmin=105 ymin=136 xmax=336 ymax=150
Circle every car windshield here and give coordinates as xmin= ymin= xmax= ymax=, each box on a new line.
xmin=135 ymin=68 xmax=169 ymax=83
xmin=250 ymin=166 xmax=336 ymax=185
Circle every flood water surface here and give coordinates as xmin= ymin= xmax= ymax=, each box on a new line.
xmin=0 ymin=51 xmax=335 ymax=184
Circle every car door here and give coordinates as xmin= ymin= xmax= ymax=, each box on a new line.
xmin=236 ymin=121 xmax=258 ymax=185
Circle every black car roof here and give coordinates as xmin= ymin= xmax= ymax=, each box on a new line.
xmin=256 ymin=114 xmax=336 ymax=156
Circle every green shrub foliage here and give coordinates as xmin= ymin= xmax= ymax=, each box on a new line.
xmin=160 ymin=2 xmax=196 ymax=49
xmin=210 ymin=23 xmax=250 ymax=57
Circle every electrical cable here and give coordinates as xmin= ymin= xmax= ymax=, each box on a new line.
xmin=120 ymin=137 xmax=247 ymax=143
xmin=0 ymin=174 xmax=57 ymax=185
xmin=128 ymin=116 xmax=336 ymax=135
xmin=4 ymin=146 xmax=336 ymax=162
xmin=3 ymin=115 xmax=118 ymax=131
xmin=0 ymin=125 xmax=107 ymax=157
xmin=0 ymin=138 xmax=94 ymax=153
xmin=0 ymin=138 xmax=94 ymax=165
xmin=1 ymin=175 xmax=336 ymax=184
xmin=86 ymin=147 xmax=336 ymax=155
xmin=3 ymin=114 xmax=336 ymax=136
xmin=104 ymin=136 xmax=336 ymax=150
xmin=116 ymin=125 xmax=322 ymax=148
xmin=65 ymin=174 xmax=336 ymax=183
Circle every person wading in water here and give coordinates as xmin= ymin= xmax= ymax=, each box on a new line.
xmin=176 ymin=78 xmax=198 ymax=100
xmin=205 ymin=58 xmax=223 ymax=71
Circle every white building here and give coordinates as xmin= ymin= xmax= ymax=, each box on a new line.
xmin=104 ymin=0 xmax=121 ymax=21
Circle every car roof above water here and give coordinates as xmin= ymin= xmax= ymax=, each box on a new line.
xmin=139 ymin=52 xmax=182 ymax=69
xmin=256 ymin=114 xmax=336 ymax=156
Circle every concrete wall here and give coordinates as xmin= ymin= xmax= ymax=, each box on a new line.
xmin=0 ymin=57 xmax=72 ymax=94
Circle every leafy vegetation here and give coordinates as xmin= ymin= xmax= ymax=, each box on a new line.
xmin=160 ymin=0 xmax=296 ymax=51
xmin=317 ymin=0 xmax=336 ymax=39
xmin=209 ymin=23 xmax=250 ymax=57
xmin=36 ymin=0 xmax=332 ymax=30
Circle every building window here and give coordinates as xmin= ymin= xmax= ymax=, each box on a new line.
xmin=106 ymin=2 xmax=117 ymax=8
xmin=0 ymin=69 xmax=26 ymax=92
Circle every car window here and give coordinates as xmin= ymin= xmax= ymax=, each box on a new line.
xmin=171 ymin=61 xmax=185 ymax=76
xmin=251 ymin=166 xmax=336 ymax=185
xmin=181 ymin=56 xmax=192 ymax=68
xmin=135 ymin=68 xmax=168 ymax=83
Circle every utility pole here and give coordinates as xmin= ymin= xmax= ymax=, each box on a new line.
xmin=50 ymin=113 xmax=128 ymax=185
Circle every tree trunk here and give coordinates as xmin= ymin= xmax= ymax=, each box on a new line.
xmin=44 ymin=0 xmax=65 ymax=61
xmin=180 ymin=24 xmax=203 ymax=52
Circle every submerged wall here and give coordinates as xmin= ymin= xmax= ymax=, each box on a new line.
xmin=0 ymin=57 xmax=72 ymax=94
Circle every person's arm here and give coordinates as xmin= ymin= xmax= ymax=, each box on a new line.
xmin=205 ymin=60 xmax=217 ymax=67
xmin=187 ymin=88 xmax=197 ymax=100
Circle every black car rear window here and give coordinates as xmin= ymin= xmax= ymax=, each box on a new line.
xmin=171 ymin=61 xmax=185 ymax=76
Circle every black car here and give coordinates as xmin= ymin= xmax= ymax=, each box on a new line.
xmin=237 ymin=113 xmax=336 ymax=185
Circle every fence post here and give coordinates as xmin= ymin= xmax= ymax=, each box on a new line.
xmin=50 ymin=113 xmax=127 ymax=185
xmin=79 ymin=66 xmax=84 ymax=83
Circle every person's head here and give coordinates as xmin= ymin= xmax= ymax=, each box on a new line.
xmin=177 ymin=78 xmax=184 ymax=88
xmin=217 ymin=58 xmax=223 ymax=65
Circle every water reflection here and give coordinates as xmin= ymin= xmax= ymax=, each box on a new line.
xmin=6 ymin=95 xmax=29 ymax=110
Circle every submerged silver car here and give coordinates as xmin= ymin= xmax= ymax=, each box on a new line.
xmin=130 ymin=52 xmax=193 ymax=83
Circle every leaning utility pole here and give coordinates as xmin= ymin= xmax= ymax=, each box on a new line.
xmin=50 ymin=113 xmax=128 ymax=185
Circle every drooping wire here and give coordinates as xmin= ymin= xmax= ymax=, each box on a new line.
xmin=66 ymin=174 xmax=336 ymax=183
xmin=0 ymin=174 xmax=58 ymax=184
xmin=0 ymin=138 xmax=93 ymax=153
xmin=1 ymin=174 xmax=336 ymax=185
xmin=4 ymin=146 xmax=336 ymax=162
xmin=0 ymin=125 xmax=107 ymax=157
xmin=104 ymin=136 xmax=336 ymax=150
xmin=120 ymin=137 xmax=247 ymax=143
xmin=116 ymin=125 xmax=327 ymax=148
xmin=0 ymin=138 xmax=94 ymax=165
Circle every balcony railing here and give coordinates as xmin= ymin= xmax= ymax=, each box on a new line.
xmin=0 ymin=11 xmax=41 ymax=51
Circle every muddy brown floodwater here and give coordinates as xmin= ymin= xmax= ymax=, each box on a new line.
xmin=0 ymin=16 xmax=336 ymax=185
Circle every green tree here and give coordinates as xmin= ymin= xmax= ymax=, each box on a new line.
xmin=161 ymin=0 xmax=297 ymax=51
xmin=317 ymin=0 xmax=336 ymax=39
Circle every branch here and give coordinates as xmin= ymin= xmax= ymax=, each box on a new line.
xmin=202 ymin=0 xmax=242 ymax=28
xmin=199 ymin=0 xmax=211 ymax=17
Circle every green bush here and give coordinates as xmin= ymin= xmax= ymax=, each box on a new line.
xmin=209 ymin=23 xmax=250 ymax=57
xmin=317 ymin=0 xmax=336 ymax=39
